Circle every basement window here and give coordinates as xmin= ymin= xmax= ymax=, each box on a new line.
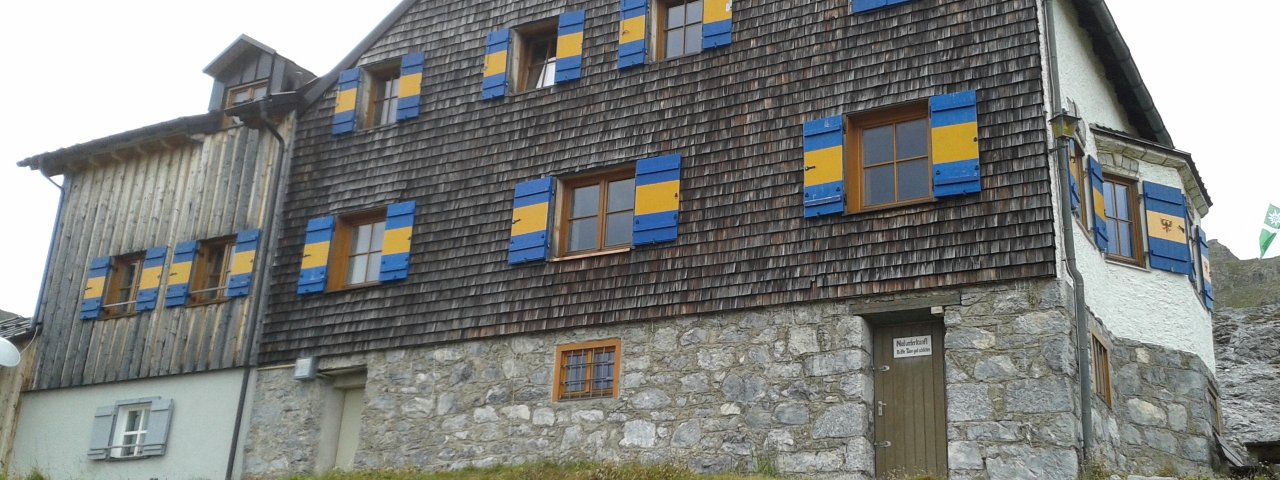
xmin=554 ymin=339 xmax=621 ymax=401
xmin=1090 ymin=334 xmax=1113 ymax=407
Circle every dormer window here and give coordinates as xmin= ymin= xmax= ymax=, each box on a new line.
xmin=223 ymin=80 xmax=268 ymax=127
xmin=366 ymin=65 xmax=400 ymax=128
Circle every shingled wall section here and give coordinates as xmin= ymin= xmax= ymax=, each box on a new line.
xmin=260 ymin=0 xmax=1053 ymax=363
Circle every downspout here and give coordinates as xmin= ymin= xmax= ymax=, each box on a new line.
xmin=1044 ymin=0 xmax=1093 ymax=464
xmin=224 ymin=99 xmax=291 ymax=480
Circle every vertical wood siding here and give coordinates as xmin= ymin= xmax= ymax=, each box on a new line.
xmin=30 ymin=121 xmax=290 ymax=390
xmin=262 ymin=0 xmax=1053 ymax=363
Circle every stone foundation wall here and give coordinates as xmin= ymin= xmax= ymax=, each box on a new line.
xmin=1089 ymin=320 xmax=1219 ymax=476
xmin=242 ymin=278 xmax=1220 ymax=479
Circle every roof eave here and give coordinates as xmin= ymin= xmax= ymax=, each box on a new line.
xmin=1071 ymin=0 xmax=1173 ymax=147
xmin=299 ymin=0 xmax=420 ymax=111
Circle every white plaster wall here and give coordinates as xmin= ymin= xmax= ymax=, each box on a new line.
xmin=9 ymin=368 xmax=248 ymax=480
xmin=1069 ymin=158 xmax=1215 ymax=370
xmin=1052 ymin=0 xmax=1133 ymax=132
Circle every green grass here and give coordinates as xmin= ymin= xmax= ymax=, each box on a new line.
xmin=269 ymin=462 xmax=779 ymax=480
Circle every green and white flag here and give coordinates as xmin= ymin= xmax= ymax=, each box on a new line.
xmin=1263 ymin=204 xmax=1280 ymax=257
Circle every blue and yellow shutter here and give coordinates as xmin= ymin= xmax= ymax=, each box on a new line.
xmin=225 ymin=229 xmax=260 ymax=298
xmin=80 ymin=257 xmax=111 ymax=320
xmin=1067 ymin=139 xmax=1081 ymax=216
xmin=397 ymin=53 xmax=424 ymax=122
xmin=634 ymin=155 xmax=681 ymax=245
xmin=1087 ymin=156 xmax=1108 ymax=250
xmin=929 ymin=91 xmax=981 ymax=197
xmin=134 ymin=246 xmax=168 ymax=312
xmin=379 ymin=201 xmax=416 ymax=282
xmin=164 ymin=241 xmax=197 ymax=308
xmin=332 ymin=68 xmax=360 ymax=136
xmin=298 ymin=217 xmax=335 ymax=295
xmin=1196 ymin=226 xmax=1214 ymax=310
xmin=556 ymin=11 xmax=585 ymax=83
xmin=483 ymin=30 xmax=511 ymax=100
xmin=803 ymin=116 xmax=845 ymax=218
xmin=1142 ymin=181 xmax=1192 ymax=275
xmin=852 ymin=0 xmax=912 ymax=14
xmin=702 ymin=0 xmax=733 ymax=49
xmin=619 ymin=0 xmax=648 ymax=69
xmin=509 ymin=178 xmax=554 ymax=265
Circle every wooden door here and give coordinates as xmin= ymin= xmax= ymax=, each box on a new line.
xmin=872 ymin=321 xmax=948 ymax=477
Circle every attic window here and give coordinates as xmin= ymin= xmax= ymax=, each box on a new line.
xmin=365 ymin=64 xmax=400 ymax=128
xmin=514 ymin=20 xmax=558 ymax=93
xmin=224 ymin=80 xmax=268 ymax=126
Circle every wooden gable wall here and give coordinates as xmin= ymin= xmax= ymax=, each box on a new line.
xmin=261 ymin=0 xmax=1054 ymax=363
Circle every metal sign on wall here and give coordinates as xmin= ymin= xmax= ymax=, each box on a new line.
xmin=892 ymin=335 xmax=932 ymax=358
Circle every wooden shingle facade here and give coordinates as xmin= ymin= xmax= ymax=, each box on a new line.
xmin=261 ymin=0 xmax=1054 ymax=364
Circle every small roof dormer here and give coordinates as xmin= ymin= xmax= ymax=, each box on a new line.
xmin=204 ymin=35 xmax=316 ymax=117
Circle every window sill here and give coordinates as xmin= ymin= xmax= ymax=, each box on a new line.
xmin=847 ymin=196 xmax=936 ymax=215
xmin=1103 ymin=255 xmax=1148 ymax=272
xmin=554 ymin=394 xmax=619 ymax=403
xmin=324 ymin=281 xmax=383 ymax=294
xmin=186 ymin=297 xmax=231 ymax=308
xmin=551 ymin=247 xmax=632 ymax=262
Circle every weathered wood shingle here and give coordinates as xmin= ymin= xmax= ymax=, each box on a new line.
xmin=261 ymin=0 xmax=1054 ymax=363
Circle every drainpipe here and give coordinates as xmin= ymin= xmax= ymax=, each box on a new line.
xmin=1044 ymin=0 xmax=1093 ymax=465
xmin=223 ymin=99 xmax=292 ymax=480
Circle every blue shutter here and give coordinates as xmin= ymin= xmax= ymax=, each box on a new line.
xmin=332 ymin=68 xmax=360 ymax=136
xmin=555 ymin=11 xmax=586 ymax=83
xmin=619 ymin=0 xmax=648 ymax=69
xmin=702 ymin=0 xmax=733 ymax=49
xmin=164 ymin=241 xmax=198 ymax=308
xmin=1143 ymin=181 xmax=1192 ymax=275
xmin=298 ymin=216 xmax=335 ymax=295
xmin=396 ymin=52 xmax=425 ymax=122
xmin=852 ymin=0 xmax=912 ymax=14
xmin=929 ymin=91 xmax=981 ymax=197
xmin=80 ymin=257 xmax=111 ymax=321
xmin=1196 ymin=227 xmax=1214 ymax=311
xmin=379 ymin=201 xmax=416 ymax=283
xmin=1087 ymin=156 xmax=1108 ymax=251
xmin=134 ymin=246 xmax=168 ymax=312
xmin=225 ymin=229 xmax=260 ymax=298
xmin=509 ymin=178 xmax=554 ymax=265
xmin=1068 ymin=140 xmax=1081 ymax=215
xmin=482 ymin=30 xmax=511 ymax=100
xmin=802 ymin=116 xmax=845 ymax=218
xmin=634 ymin=154 xmax=681 ymax=246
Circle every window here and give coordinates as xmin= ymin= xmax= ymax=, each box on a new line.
xmin=223 ymin=81 xmax=268 ymax=127
xmin=103 ymin=252 xmax=144 ymax=317
xmin=365 ymin=65 xmax=400 ymax=127
xmin=847 ymin=104 xmax=932 ymax=212
xmin=1207 ymin=386 xmax=1222 ymax=434
xmin=559 ymin=169 xmax=635 ymax=256
xmin=553 ymin=339 xmax=621 ymax=401
xmin=1101 ymin=175 xmax=1143 ymax=265
xmin=190 ymin=236 xmax=234 ymax=304
xmin=1090 ymin=334 xmax=1113 ymax=407
xmin=658 ymin=0 xmax=704 ymax=60
xmin=514 ymin=21 xmax=558 ymax=93
xmin=112 ymin=404 xmax=149 ymax=458
xmin=329 ymin=210 xmax=386 ymax=290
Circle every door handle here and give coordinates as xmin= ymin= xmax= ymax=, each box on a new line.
xmin=876 ymin=401 xmax=886 ymax=417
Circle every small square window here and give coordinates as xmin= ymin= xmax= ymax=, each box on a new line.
xmin=328 ymin=210 xmax=387 ymax=290
xmin=1090 ymin=334 xmax=1113 ymax=407
xmin=223 ymin=81 xmax=268 ymax=127
xmin=553 ymin=339 xmax=621 ymax=401
xmin=365 ymin=64 xmax=401 ymax=128
xmin=513 ymin=20 xmax=559 ymax=93
xmin=1102 ymin=175 xmax=1144 ymax=265
xmin=657 ymin=0 xmax=704 ymax=60
xmin=103 ymin=252 xmax=145 ymax=317
xmin=846 ymin=103 xmax=933 ymax=212
xmin=190 ymin=236 xmax=235 ymax=304
xmin=558 ymin=168 xmax=635 ymax=256
xmin=111 ymin=404 xmax=149 ymax=459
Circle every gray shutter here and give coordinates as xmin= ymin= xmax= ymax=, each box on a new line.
xmin=87 ymin=405 xmax=115 ymax=460
xmin=140 ymin=398 xmax=174 ymax=457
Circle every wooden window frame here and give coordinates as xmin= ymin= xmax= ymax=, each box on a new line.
xmin=511 ymin=19 xmax=559 ymax=94
xmin=1090 ymin=333 xmax=1113 ymax=408
xmin=845 ymin=103 xmax=934 ymax=214
xmin=653 ymin=0 xmax=705 ymax=61
xmin=222 ymin=80 xmax=269 ymax=127
xmin=188 ymin=236 xmax=235 ymax=306
xmin=556 ymin=167 xmax=636 ymax=258
xmin=1102 ymin=174 xmax=1145 ymax=267
xmin=363 ymin=62 xmax=401 ymax=128
xmin=103 ymin=252 xmax=145 ymax=318
xmin=552 ymin=339 xmax=622 ymax=402
xmin=326 ymin=208 xmax=388 ymax=292
xmin=1207 ymin=385 xmax=1222 ymax=434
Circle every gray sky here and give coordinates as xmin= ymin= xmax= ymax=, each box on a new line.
xmin=1 ymin=1 xmax=1275 ymax=316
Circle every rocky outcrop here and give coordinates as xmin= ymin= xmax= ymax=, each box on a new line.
xmin=1209 ymin=241 xmax=1280 ymax=456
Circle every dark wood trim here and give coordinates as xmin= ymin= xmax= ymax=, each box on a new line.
xmin=512 ymin=19 xmax=558 ymax=94
xmin=362 ymin=61 xmax=401 ymax=129
xmin=102 ymin=252 xmax=145 ymax=319
xmin=1102 ymin=174 xmax=1144 ymax=267
xmin=1090 ymin=333 xmax=1113 ymax=408
xmin=189 ymin=235 xmax=236 ymax=306
xmin=845 ymin=102 xmax=932 ymax=214
xmin=552 ymin=338 xmax=622 ymax=402
xmin=556 ymin=167 xmax=634 ymax=257
xmin=326 ymin=208 xmax=388 ymax=292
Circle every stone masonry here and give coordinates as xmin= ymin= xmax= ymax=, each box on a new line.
xmin=242 ymin=278 xmax=1220 ymax=479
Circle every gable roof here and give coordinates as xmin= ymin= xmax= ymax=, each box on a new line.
xmin=16 ymin=113 xmax=221 ymax=176
xmin=0 ymin=309 xmax=31 ymax=340
xmin=1069 ymin=0 xmax=1172 ymax=147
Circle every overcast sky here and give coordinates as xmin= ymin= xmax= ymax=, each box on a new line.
xmin=1 ymin=1 xmax=1276 ymax=317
